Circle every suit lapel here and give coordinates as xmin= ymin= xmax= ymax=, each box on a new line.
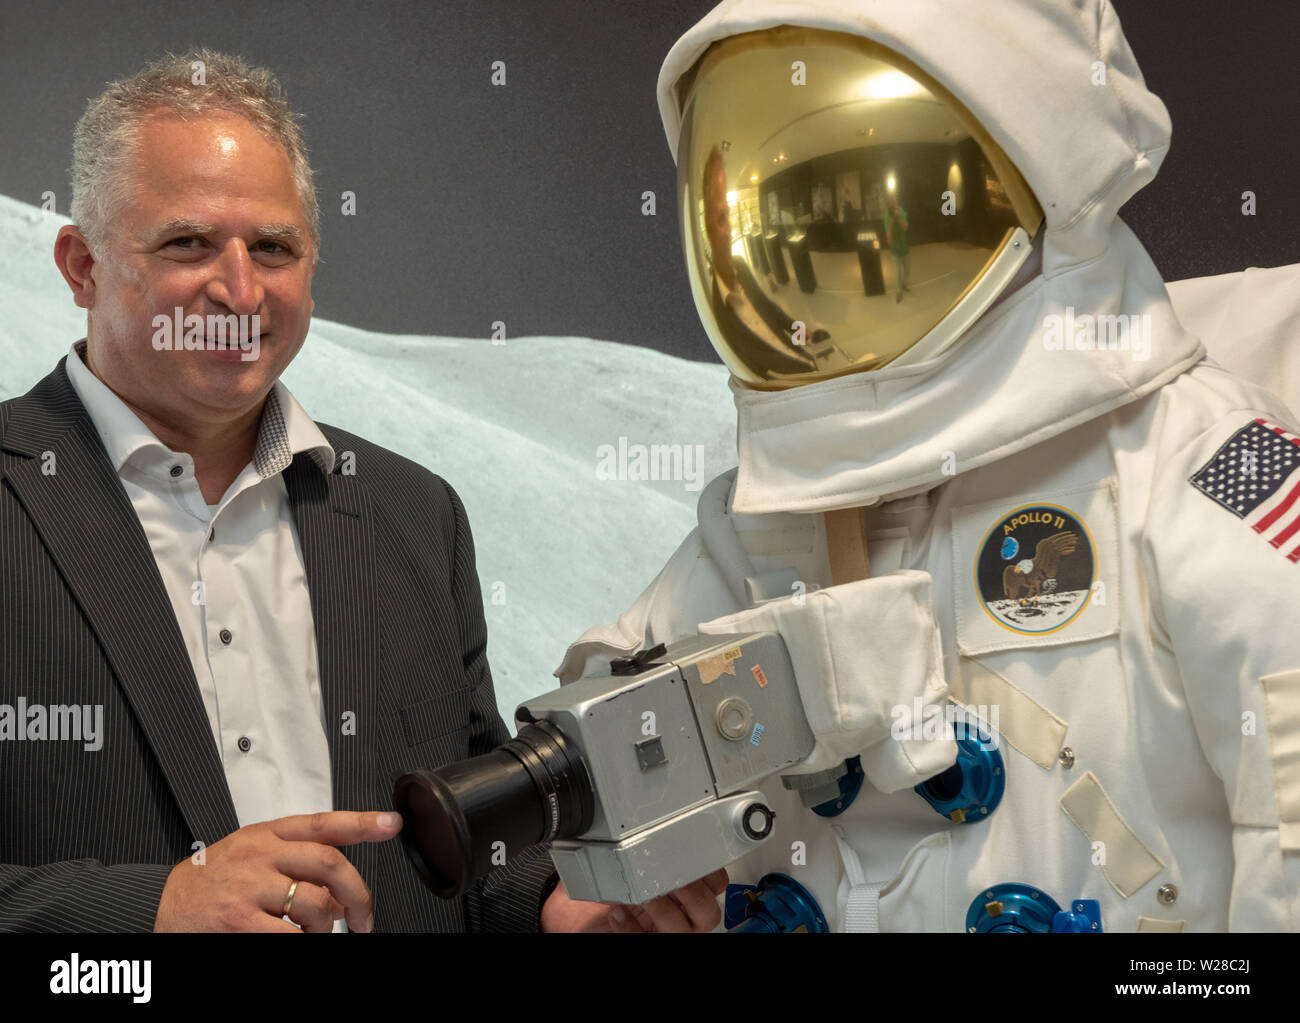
xmin=3 ymin=357 xmax=381 ymax=882
xmin=1 ymin=359 xmax=241 ymax=844
xmin=283 ymin=448 xmax=380 ymax=886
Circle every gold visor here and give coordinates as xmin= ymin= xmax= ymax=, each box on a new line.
xmin=676 ymin=27 xmax=1044 ymax=389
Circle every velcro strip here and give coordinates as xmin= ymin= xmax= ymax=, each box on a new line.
xmin=951 ymin=656 xmax=1068 ymax=771
xmin=1059 ymin=771 xmax=1165 ymax=898
xmin=1260 ymin=668 xmax=1300 ymax=852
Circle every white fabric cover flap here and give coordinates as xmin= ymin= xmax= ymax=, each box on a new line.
xmin=698 ymin=570 xmax=957 ymax=789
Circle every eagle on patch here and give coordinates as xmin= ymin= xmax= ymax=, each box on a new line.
xmin=1002 ymin=530 xmax=1078 ymax=606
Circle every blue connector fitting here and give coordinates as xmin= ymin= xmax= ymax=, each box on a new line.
xmin=725 ymin=873 xmax=829 ymax=933
xmin=966 ymin=884 xmax=1103 ymax=933
xmin=811 ymin=756 xmax=865 ymax=817
xmin=914 ymin=718 xmax=1005 ymax=824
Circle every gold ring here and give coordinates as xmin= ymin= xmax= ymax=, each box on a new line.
xmin=281 ymin=880 xmax=299 ymax=918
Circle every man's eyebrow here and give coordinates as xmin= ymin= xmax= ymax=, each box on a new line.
xmin=150 ymin=219 xmax=305 ymax=247
xmin=152 ymin=218 xmax=216 ymax=241
xmin=254 ymin=224 xmax=305 ymax=246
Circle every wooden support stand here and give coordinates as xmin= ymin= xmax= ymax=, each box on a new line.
xmin=824 ymin=506 xmax=871 ymax=585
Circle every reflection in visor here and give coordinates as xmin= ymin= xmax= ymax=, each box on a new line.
xmin=678 ymin=27 xmax=1043 ymax=389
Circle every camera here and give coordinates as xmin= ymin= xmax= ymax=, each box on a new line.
xmin=393 ymin=632 xmax=813 ymax=905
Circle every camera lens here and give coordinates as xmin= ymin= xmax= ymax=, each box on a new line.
xmin=393 ymin=720 xmax=594 ymax=898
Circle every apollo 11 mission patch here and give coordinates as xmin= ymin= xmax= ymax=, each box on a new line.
xmin=951 ymin=479 xmax=1119 ymax=656
xmin=974 ymin=503 xmax=1096 ymax=634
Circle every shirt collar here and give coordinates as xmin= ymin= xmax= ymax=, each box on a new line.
xmin=66 ymin=338 xmax=336 ymax=479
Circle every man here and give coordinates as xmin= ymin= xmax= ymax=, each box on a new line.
xmin=0 ymin=48 xmax=722 ymax=932
xmin=884 ymin=194 xmax=909 ymax=302
xmin=558 ymin=0 xmax=1300 ymax=931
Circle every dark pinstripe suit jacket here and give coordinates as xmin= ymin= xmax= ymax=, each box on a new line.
xmin=0 ymin=354 xmax=557 ymax=931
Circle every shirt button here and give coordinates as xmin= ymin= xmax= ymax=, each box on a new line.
xmin=169 ymin=464 xmax=183 ymax=478
xmin=237 ymin=736 xmax=252 ymax=753
xmin=219 ymin=628 xmax=233 ymax=645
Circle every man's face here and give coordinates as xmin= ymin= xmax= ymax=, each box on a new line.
xmin=83 ymin=109 xmax=316 ymax=428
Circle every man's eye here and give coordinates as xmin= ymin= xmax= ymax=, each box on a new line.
xmin=255 ymin=240 xmax=289 ymax=254
xmin=166 ymin=236 xmax=201 ymax=249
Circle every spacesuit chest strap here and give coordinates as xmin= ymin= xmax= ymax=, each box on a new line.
xmin=832 ymin=826 xmax=884 ymax=933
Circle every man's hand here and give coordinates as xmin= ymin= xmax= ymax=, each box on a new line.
xmin=539 ymin=869 xmax=728 ymax=932
xmin=154 ymin=810 xmax=403 ymax=932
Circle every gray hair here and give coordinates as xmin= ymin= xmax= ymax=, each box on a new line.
xmin=69 ymin=47 xmax=320 ymax=263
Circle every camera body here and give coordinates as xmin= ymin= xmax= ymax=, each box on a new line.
xmin=519 ymin=632 xmax=813 ymax=904
xmin=393 ymin=631 xmax=814 ymax=906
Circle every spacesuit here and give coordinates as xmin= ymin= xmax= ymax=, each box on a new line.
xmin=557 ymin=0 xmax=1300 ymax=931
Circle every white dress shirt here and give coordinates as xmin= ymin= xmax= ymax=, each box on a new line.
xmin=66 ymin=339 xmax=337 ymax=833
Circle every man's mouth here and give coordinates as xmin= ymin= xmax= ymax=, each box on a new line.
xmin=205 ymin=333 xmax=266 ymax=345
xmin=204 ymin=333 xmax=267 ymax=362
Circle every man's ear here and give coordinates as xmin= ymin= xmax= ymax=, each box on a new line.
xmin=54 ymin=225 xmax=98 ymax=310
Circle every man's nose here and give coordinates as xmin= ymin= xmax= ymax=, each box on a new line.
xmin=206 ymin=239 xmax=265 ymax=316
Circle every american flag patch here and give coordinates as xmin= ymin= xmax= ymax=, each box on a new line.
xmin=1190 ymin=418 xmax=1300 ymax=562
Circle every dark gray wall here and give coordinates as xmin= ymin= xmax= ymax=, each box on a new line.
xmin=1 ymin=0 xmax=1295 ymax=361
